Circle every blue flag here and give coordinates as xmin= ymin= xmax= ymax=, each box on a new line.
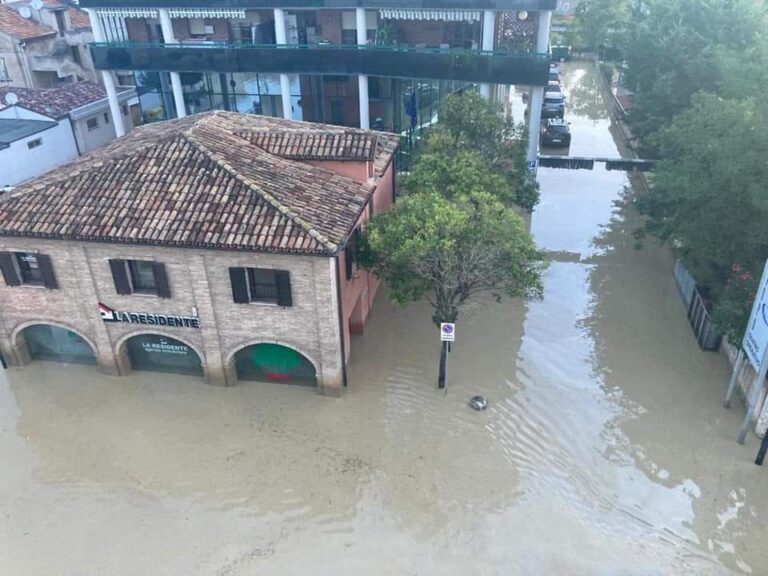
xmin=406 ymin=89 xmax=417 ymax=129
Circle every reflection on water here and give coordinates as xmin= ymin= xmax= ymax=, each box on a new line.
xmin=0 ymin=63 xmax=766 ymax=576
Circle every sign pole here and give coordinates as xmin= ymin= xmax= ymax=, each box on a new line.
xmin=738 ymin=343 xmax=768 ymax=444
xmin=725 ymin=349 xmax=745 ymax=408
xmin=439 ymin=323 xmax=455 ymax=391
xmin=755 ymin=429 xmax=768 ymax=465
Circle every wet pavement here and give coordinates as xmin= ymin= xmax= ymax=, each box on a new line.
xmin=1 ymin=62 xmax=767 ymax=575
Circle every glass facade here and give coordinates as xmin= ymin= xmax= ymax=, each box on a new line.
xmin=133 ymin=69 xmax=475 ymax=168
xmin=125 ymin=334 xmax=204 ymax=377
xmin=235 ymin=343 xmax=316 ymax=386
xmin=23 ymin=325 xmax=96 ymax=365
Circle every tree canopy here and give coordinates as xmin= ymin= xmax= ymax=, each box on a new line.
xmin=420 ymin=91 xmax=540 ymax=212
xmin=358 ymin=92 xmax=545 ymax=387
xmin=638 ymin=94 xmax=768 ymax=340
xmin=574 ymin=0 xmax=629 ymax=51
xmin=620 ymin=0 xmax=764 ymax=144
xmin=603 ymin=0 xmax=768 ymax=339
xmin=359 ymin=190 xmax=544 ymax=327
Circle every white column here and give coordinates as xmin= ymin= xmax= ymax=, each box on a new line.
xmin=274 ymin=8 xmax=293 ymax=120
xmin=536 ymin=10 xmax=552 ymax=54
xmin=527 ymin=10 xmax=553 ymax=167
xmin=480 ymin=10 xmax=495 ymax=98
xmin=527 ymin=87 xmax=544 ymax=163
xmin=158 ymin=8 xmax=187 ymax=118
xmin=274 ymin=8 xmax=287 ymax=44
xmin=87 ymin=9 xmax=126 ymax=137
xmin=356 ymin=8 xmax=370 ymax=129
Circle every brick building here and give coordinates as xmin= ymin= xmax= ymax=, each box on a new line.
xmin=0 ymin=110 xmax=398 ymax=394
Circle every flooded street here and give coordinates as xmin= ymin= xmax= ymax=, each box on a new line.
xmin=1 ymin=62 xmax=767 ymax=575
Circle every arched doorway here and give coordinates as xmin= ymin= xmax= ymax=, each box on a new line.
xmin=123 ymin=334 xmax=203 ymax=377
xmin=21 ymin=324 xmax=96 ymax=365
xmin=234 ymin=343 xmax=317 ymax=386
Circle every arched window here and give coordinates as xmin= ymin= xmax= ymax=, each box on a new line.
xmin=234 ymin=343 xmax=316 ymax=386
xmin=124 ymin=334 xmax=203 ymax=377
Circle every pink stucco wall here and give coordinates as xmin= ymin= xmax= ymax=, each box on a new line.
xmin=336 ymin=160 xmax=395 ymax=362
xmin=306 ymin=160 xmax=369 ymax=183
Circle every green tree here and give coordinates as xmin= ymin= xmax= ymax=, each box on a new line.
xmin=574 ymin=0 xmax=630 ymax=51
xmin=428 ymin=92 xmax=539 ymax=212
xmin=359 ymin=190 xmax=545 ymax=388
xmin=637 ymin=93 xmax=768 ymax=339
xmin=622 ymin=0 xmax=764 ymax=145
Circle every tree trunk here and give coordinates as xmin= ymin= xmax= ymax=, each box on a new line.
xmin=438 ymin=340 xmax=448 ymax=389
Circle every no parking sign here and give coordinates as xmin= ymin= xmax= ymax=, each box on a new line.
xmin=440 ymin=323 xmax=455 ymax=342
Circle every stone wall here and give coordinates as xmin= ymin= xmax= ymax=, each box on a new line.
xmin=0 ymin=239 xmax=344 ymax=394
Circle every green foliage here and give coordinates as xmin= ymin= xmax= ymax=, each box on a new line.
xmin=358 ymin=191 xmax=545 ymax=326
xmin=405 ymin=132 xmax=511 ymax=205
xmin=575 ymin=0 xmax=630 ymax=50
xmin=622 ymin=0 xmax=764 ymax=145
xmin=422 ymin=92 xmax=539 ymax=212
xmin=637 ymin=94 xmax=768 ymax=338
xmin=358 ymin=92 xmax=545 ymax=329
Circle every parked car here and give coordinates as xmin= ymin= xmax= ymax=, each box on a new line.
xmin=552 ymin=45 xmax=571 ymax=62
xmin=541 ymin=119 xmax=571 ymax=147
xmin=549 ymin=71 xmax=560 ymax=84
xmin=544 ymin=84 xmax=561 ymax=95
xmin=542 ymin=92 xmax=565 ymax=118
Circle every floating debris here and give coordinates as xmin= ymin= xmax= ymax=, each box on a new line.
xmin=469 ymin=395 xmax=488 ymax=411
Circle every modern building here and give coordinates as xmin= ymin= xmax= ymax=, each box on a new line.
xmin=79 ymin=0 xmax=554 ymax=165
xmin=0 ymin=81 xmax=137 ymax=185
xmin=0 ymin=110 xmax=398 ymax=394
xmin=0 ymin=0 xmax=98 ymax=89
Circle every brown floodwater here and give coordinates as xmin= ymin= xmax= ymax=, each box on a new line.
xmin=1 ymin=62 xmax=766 ymax=575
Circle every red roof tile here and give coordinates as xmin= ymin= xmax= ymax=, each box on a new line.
xmin=0 ymin=111 xmax=399 ymax=256
xmin=0 ymin=4 xmax=56 ymax=40
xmin=0 ymin=82 xmax=114 ymax=119
xmin=68 ymin=7 xmax=91 ymax=30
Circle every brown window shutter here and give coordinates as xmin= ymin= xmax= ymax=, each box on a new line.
xmin=0 ymin=252 xmax=20 ymax=286
xmin=344 ymin=245 xmax=353 ymax=280
xmin=152 ymin=262 xmax=171 ymax=298
xmin=229 ymin=267 xmax=249 ymax=304
xmin=37 ymin=254 xmax=58 ymax=289
xmin=109 ymin=259 xmax=131 ymax=295
xmin=275 ymin=270 xmax=292 ymax=307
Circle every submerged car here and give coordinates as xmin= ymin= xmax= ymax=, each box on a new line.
xmin=541 ymin=119 xmax=571 ymax=147
xmin=542 ymin=92 xmax=565 ymax=118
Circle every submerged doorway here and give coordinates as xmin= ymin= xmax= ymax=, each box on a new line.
xmin=22 ymin=324 xmax=96 ymax=365
xmin=234 ymin=343 xmax=316 ymax=386
xmin=124 ymin=334 xmax=203 ymax=377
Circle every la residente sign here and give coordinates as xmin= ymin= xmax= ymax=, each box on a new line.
xmin=99 ymin=303 xmax=201 ymax=329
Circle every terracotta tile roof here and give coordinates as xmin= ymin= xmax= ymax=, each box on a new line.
xmin=0 ymin=111 xmax=399 ymax=255
xmin=0 ymin=82 xmax=114 ymax=119
xmin=68 ymin=7 xmax=91 ymax=30
xmin=246 ymin=132 xmax=375 ymax=161
xmin=237 ymin=116 xmax=399 ymax=176
xmin=0 ymin=4 xmax=56 ymax=40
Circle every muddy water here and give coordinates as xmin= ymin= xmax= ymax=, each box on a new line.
xmin=1 ymin=62 xmax=766 ymax=575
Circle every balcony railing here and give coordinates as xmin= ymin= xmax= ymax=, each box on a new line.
xmin=90 ymin=42 xmax=550 ymax=86
xmin=82 ymin=1 xmax=558 ymax=10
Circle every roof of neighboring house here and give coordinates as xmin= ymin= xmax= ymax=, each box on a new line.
xmin=3 ymin=0 xmax=91 ymax=32
xmin=0 ymin=118 xmax=56 ymax=149
xmin=0 ymin=4 xmax=56 ymax=40
xmin=0 ymin=111 xmax=400 ymax=256
xmin=0 ymin=82 xmax=119 ymax=119
xmin=67 ymin=6 xmax=91 ymax=30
